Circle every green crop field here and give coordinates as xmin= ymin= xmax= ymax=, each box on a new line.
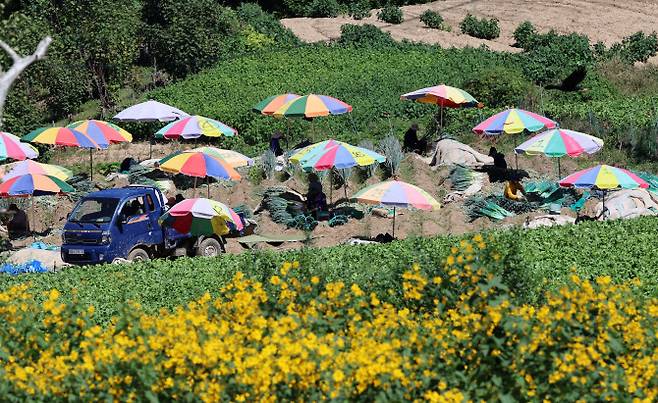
xmin=2 ymin=216 xmax=656 ymax=324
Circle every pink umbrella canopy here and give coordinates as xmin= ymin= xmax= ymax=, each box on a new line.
xmin=0 ymin=132 xmax=38 ymax=161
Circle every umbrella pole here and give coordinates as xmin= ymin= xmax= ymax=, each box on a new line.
xmin=194 ymin=177 xmax=198 ymax=198
xmin=207 ymin=177 xmax=210 ymax=199
xmin=31 ymin=196 xmax=35 ymax=240
xmin=342 ymin=169 xmax=348 ymax=201
xmin=440 ymin=106 xmax=444 ymax=135
xmin=557 ymin=157 xmax=561 ymax=179
xmin=149 ymin=140 xmax=153 ymax=160
xmin=392 ymin=206 xmax=396 ymax=239
xmin=89 ymin=149 xmax=93 ymax=179
xmin=329 ymin=171 xmax=333 ymax=206
xmin=602 ymin=190 xmax=606 ymax=221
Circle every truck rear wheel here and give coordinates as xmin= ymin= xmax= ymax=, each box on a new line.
xmin=196 ymin=238 xmax=223 ymax=257
xmin=127 ymin=247 xmax=150 ymax=262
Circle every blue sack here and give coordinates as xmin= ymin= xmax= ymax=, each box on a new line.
xmin=0 ymin=260 xmax=49 ymax=275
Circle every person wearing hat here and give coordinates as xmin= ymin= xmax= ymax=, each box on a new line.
xmin=270 ymin=131 xmax=284 ymax=157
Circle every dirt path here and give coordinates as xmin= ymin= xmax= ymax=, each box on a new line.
xmin=282 ymin=0 xmax=658 ymax=59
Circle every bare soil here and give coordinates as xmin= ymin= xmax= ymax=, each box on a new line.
xmin=282 ymin=0 xmax=658 ymax=63
xmin=8 ymin=138 xmax=573 ymax=257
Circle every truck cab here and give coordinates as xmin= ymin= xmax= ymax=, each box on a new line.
xmin=61 ymin=186 xmax=224 ymax=264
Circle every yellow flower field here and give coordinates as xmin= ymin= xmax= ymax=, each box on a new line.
xmin=0 ymin=237 xmax=656 ymax=401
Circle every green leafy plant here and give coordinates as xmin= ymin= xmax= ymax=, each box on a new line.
xmin=608 ymin=31 xmax=658 ymax=64
xmin=338 ymin=24 xmax=396 ymax=47
xmin=513 ymin=20 xmax=537 ymax=48
xmin=419 ymin=10 xmax=446 ymax=30
xmin=463 ymin=66 xmax=533 ymax=108
xmin=377 ymin=5 xmax=403 ymax=24
xmin=459 ymin=13 xmax=500 ymax=40
xmin=349 ymin=0 xmax=371 ymax=20
xmin=306 ymin=0 xmax=340 ymax=17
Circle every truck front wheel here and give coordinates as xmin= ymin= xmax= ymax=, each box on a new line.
xmin=128 ymin=247 xmax=150 ymax=262
xmin=196 ymin=238 xmax=223 ymax=258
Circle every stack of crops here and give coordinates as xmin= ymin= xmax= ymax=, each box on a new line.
xmin=464 ymin=196 xmax=515 ymax=221
xmin=258 ymin=186 xmax=317 ymax=230
xmin=449 ymin=164 xmax=476 ymax=191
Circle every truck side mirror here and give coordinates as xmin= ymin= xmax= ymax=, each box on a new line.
xmin=119 ymin=213 xmax=128 ymax=224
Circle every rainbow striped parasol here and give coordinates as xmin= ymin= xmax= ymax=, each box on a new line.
xmin=253 ymin=93 xmax=301 ymax=115
xmin=0 ymin=173 xmax=74 ymax=197
xmin=67 ymin=120 xmax=132 ymax=144
xmin=289 ymin=139 xmax=385 ymax=171
xmin=400 ymin=84 xmax=479 ymax=108
xmin=473 ymin=108 xmax=557 ymax=136
xmin=0 ymin=132 xmax=39 ymax=161
xmin=559 ymin=165 xmax=648 ymax=190
xmin=155 ymin=115 xmax=237 ymax=140
xmin=2 ymin=160 xmax=72 ymax=182
xmin=273 ymin=94 xmax=352 ymax=118
xmin=159 ymin=198 xmax=243 ymax=236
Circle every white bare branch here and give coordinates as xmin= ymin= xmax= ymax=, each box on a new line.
xmin=0 ymin=36 xmax=53 ymax=128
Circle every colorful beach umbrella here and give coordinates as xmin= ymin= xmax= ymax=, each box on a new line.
xmin=188 ymin=147 xmax=253 ymax=168
xmin=401 ymin=84 xmax=480 ymax=134
xmin=0 ymin=173 xmax=74 ymax=197
xmin=290 ymin=139 xmax=385 ymax=171
xmin=273 ymin=94 xmax=352 ymax=118
xmin=159 ymin=198 xmax=243 ymax=236
xmin=473 ymin=108 xmax=557 ymax=136
xmin=559 ymin=164 xmax=648 ymax=219
xmin=67 ymin=120 xmax=133 ymax=144
xmin=253 ymin=93 xmax=301 ymax=115
xmin=113 ymin=100 xmax=188 ymax=122
xmin=515 ymin=129 xmax=604 ymax=177
xmin=2 ymin=160 xmax=72 ymax=182
xmin=352 ymin=180 xmax=440 ymax=237
xmin=559 ymin=165 xmax=648 ymax=191
xmin=22 ymin=127 xmax=109 ymax=149
xmin=0 ymin=132 xmax=39 ymax=161
xmin=159 ymin=151 xmax=241 ymax=197
xmin=400 ymin=84 xmax=479 ymax=108
xmin=155 ymin=115 xmax=238 ymax=140
xmin=515 ymin=129 xmax=603 ymax=158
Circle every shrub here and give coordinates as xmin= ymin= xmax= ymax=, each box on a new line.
xmin=338 ymin=24 xmax=396 ymax=47
xmin=143 ymin=0 xmax=241 ymax=77
xmin=306 ymin=0 xmax=340 ymax=17
xmin=377 ymin=5 xmax=403 ymax=24
xmin=513 ymin=20 xmax=537 ymax=48
xmin=463 ymin=66 xmax=533 ymax=108
xmin=459 ymin=13 xmax=500 ymax=40
xmin=521 ymin=31 xmax=594 ymax=85
xmin=419 ymin=9 xmax=446 ymax=30
xmin=236 ymin=3 xmax=300 ymax=47
xmin=609 ymin=31 xmax=658 ymax=64
xmin=349 ymin=0 xmax=371 ymax=20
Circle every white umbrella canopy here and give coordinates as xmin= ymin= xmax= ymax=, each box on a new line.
xmin=113 ymin=100 xmax=189 ymax=122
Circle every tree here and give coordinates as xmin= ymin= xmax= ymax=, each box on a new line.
xmin=0 ymin=36 xmax=52 ymax=128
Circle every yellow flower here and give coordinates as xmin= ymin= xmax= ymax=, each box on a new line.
xmin=333 ymin=369 xmax=345 ymax=383
xmin=270 ymin=275 xmax=281 ymax=286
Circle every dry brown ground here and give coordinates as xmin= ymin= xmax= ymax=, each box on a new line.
xmin=14 ymin=139 xmax=579 ymax=254
xmin=282 ymin=0 xmax=658 ymax=62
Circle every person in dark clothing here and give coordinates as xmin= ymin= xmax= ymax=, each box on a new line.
xmin=403 ymin=123 xmax=427 ymax=154
xmin=119 ymin=157 xmax=137 ymax=173
xmin=174 ymin=194 xmax=185 ymax=204
xmin=488 ymin=147 xmax=508 ymax=182
xmin=7 ymin=204 xmax=29 ymax=239
xmin=269 ymin=131 xmax=284 ymax=157
xmin=306 ymin=173 xmax=327 ymax=214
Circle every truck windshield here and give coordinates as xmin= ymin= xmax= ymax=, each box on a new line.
xmin=69 ymin=198 xmax=119 ymax=223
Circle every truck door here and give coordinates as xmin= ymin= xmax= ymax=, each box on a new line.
xmin=118 ymin=196 xmax=153 ymax=252
xmin=144 ymin=192 xmax=164 ymax=245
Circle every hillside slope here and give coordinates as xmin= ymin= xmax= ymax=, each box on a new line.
xmin=283 ymin=0 xmax=658 ymax=61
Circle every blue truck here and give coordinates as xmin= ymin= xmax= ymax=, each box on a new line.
xmin=61 ymin=186 xmax=226 ymax=264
